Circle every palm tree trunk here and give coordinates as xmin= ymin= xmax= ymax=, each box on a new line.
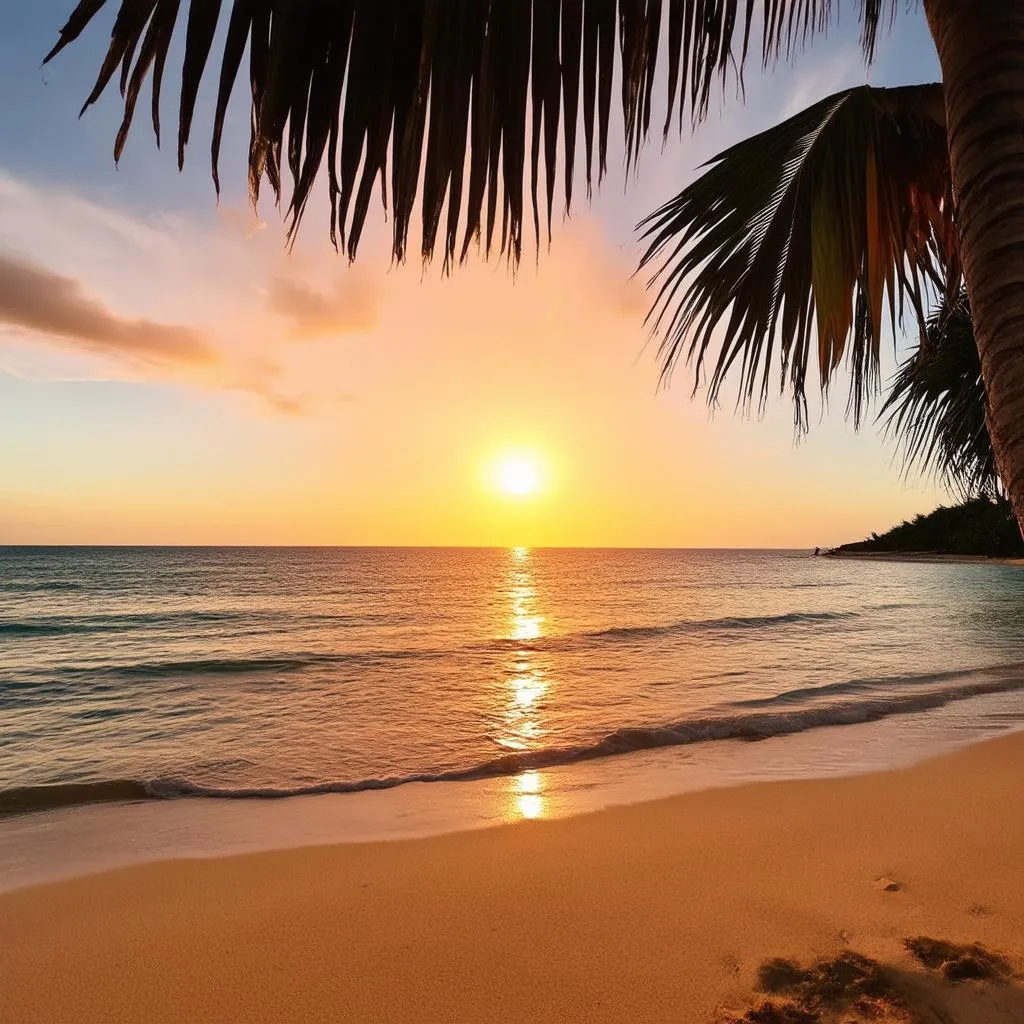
xmin=924 ymin=0 xmax=1024 ymax=527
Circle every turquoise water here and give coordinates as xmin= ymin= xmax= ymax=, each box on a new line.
xmin=3 ymin=547 xmax=1024 ymax=817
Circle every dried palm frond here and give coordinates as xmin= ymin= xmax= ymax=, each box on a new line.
xmin=637 ymin=83 xmax=956 ymax=429
xmin=883 ymin=292 xmax=997 ymax=499
xmin=46 ymin=1 xmax=903 ymax=266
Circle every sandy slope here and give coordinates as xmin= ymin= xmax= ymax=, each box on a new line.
xmin=2 ymin=733 xmax=1023 ymax=1023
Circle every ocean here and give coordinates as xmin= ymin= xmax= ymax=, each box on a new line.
xmin=3 ymin=546 xmax=1024 ymax=883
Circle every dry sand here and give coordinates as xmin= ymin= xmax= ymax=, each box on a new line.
xmin=3 ymin=733 xmax=1023 ymax=1023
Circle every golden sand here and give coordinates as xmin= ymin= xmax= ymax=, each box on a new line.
xmin=3 ymin=733 xmax=1023 ymax=1023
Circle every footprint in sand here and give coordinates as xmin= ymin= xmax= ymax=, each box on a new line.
xmin=873 ymin=876 xmax=903 ymax=893
xmin=721 ymin=954 xmax=741 ymax=975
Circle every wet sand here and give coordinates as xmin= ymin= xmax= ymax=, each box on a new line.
xmin=825 ymin=550 xmax=1024 ymax=566
xmin=2 ymin=733 xmax=1023 ymax=1023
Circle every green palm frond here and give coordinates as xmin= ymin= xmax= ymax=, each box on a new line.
xmin=637 ymin=83 xmax=956 ymax=429
xmin=882 ymin=292 xmax=997 ymax=499
xmin=47 ymin=1 xmax=902 ymax=266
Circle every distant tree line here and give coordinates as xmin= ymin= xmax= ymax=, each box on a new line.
xmin=837 ymin=498 xmax=1024 ymax=558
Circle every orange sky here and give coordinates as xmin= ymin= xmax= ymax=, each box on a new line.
xmin=0 ymin=187 xmax=943 ymax=548
xmin=0 ymin=11 xmax=947 ymax=547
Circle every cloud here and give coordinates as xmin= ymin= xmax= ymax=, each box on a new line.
xmin=258 ymin=391 xmax=307 ymax=415
xmin=0 ymin=165 xmax=646 ymax=423
xmin=0 ymin=250 xmax=217 ymax=368
xmin=268 ymin=273 xmax=378 ymax=337
xmin=0 ymin=244 xmax=309 ymax=414
xmin=0 ymin=172 xmax=321 ymax=414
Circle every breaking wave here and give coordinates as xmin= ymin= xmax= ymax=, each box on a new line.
xmin=6 ymin=664 xmax=1022 ymax=818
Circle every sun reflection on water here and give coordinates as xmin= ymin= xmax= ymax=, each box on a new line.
xmin=509 ymin=581 xmax=543 ymax=641
xmin=513 ymin=770 xmax=545 ymax=820
xmin=498 ymin=548 xmax=552 ymax=819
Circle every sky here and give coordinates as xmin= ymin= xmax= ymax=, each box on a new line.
xmin=0 ymin=3 xmax=947 ymax=547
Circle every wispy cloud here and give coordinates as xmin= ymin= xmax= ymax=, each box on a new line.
xmin=268 ymin=273 xmax=378 ymax=337
xmin=0 ymin=172 xmax=315 ymax=413
xmin=0 ymin=250 xmax=217 ymax=367
xmin=0 ymin=166 xmax=649 ymax=423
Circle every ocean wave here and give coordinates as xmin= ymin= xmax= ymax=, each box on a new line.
xmin=0 ymin=608 xmax=371 ymax=639
xmin=786 ymin=582 xmax=851 ymax=589
xmin=40 ymin=647 xmax=447 ymax=680
xmin=0 ymin=622 xmax=63 ymax=637
xmin=6 ymin=666 xmax=1023 ymax=818
xmin=115 ymin=653 xmax=413 ymax=676
xmin=0 ymin=780 xmax=149 ymax=817
xmin=0 ymin=580 xmax=84 ymax=593
xmin=581 ymin=609 xmax=858 ymax=642
xmin=0 ymin=612 xmax=246 ymax=639
xmin=724 ymin=668 xmax=979 ymax=709
xmin=482 ymin=610 xmax=862 ymax=653
xmin=13 ymin=609 xmax=866 ymax=681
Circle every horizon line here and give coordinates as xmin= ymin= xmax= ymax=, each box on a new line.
xmin=0 ymin=543 xmax=816 ymax=552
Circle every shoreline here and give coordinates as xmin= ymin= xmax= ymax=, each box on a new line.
xmin=7 ymin=660 xmax=1024 ymax=826
xmin=3 ymin=732 xmax=1023 ymax=1023
xmin=3 ymin=684 xmax=1024 ymax=895
xmin=824 ymin=549 xmax=1024 ymax=566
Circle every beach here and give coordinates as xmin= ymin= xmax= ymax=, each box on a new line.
xmin=825 ymin=551 xmax=1024 ymax=567
xmin=8 ymin=6 xmax=1024 ymax=1024
xmin=3 ymin=732 xmax=1022 ymax=1024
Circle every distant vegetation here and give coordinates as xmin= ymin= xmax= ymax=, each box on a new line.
xmin=836 ymin=497 xmax=1024 ymax=557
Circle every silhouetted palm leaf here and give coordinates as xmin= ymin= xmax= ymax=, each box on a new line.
xmin=637 ymin=83 xmax=957 ymax=429
xmin=47 ymin=1 xmax=900 ymax=266
xmin=882 ymin=292 xmax=997 ymax=499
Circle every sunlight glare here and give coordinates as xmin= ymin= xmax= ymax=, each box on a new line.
xmin=496 ymin=455 xmax=541 ymax=497
xmin=514 ymin=771 xmax=545 ymax=820
xmin=517 ymin=794 xmax=544 ymax=819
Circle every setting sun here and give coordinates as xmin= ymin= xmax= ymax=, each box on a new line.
xmin=496 ymin=455 xmax=542 ymax=497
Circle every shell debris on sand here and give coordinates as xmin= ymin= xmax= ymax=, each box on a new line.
xmin=874 ymin=876 xmax=904 ymax=893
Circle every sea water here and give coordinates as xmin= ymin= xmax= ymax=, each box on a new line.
xmin=2 ymin=546 xmax=1023 ymax=886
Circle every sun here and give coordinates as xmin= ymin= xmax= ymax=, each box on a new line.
xmin=496 ymin=455 xmax=541 ymax=497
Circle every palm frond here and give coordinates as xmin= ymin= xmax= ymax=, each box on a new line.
xmin=637 ymin=83 xmax=955 ymax=429
xmin=47 ymin=1 xmax=902 ymax=266
xmin=882 ymin=291 xmax=997 ymax=499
